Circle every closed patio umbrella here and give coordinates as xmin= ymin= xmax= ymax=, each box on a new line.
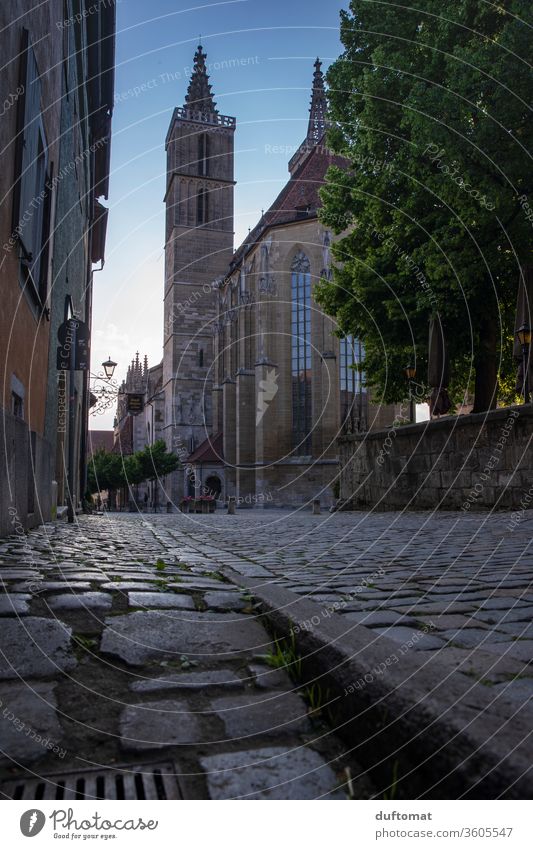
xmin=428 ymin=316 xmax=451 ymax=416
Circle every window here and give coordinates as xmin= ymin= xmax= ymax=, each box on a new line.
xmin=340 ymin=335 xmax=366 ymax=430
xmin=291 ymin=251 xmax=312 ymax=454
xmin=11 ymin=375 xmax=25 ymax=420
xmin=198 ymin=133 xmax=209 ymax=176
xmin=199 ymin=348 xmax=204 ymax=367
xmin=12 ymin=392 xmax=24 ymax=419
xmin=197 ymin=186 xmax=209 ymax=225
xmin=14 ymin=30 xmax=52 ymax=305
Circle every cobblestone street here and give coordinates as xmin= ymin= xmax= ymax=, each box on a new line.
xmin=0 ymin=509 xmax=532 ymax=799
xmin=168 ymin=508 xmax=533 ymax=684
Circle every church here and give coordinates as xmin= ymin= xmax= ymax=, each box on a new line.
xmin=161 ymin=45 xmax=398 ymax=509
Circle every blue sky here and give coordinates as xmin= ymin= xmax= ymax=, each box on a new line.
xmin=91 ymin=0 xmax=346 ymax=429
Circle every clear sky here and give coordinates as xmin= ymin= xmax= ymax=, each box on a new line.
xmin=90 ymin=0 xmax=346 ymax=430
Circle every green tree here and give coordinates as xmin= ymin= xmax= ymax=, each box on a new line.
xmin=87 ymin=440 xmax=180 ymax=496
xmin=317 ymin=0 xmax=532 ymax=411
xmin=134 ymin=440 xmax=181 ymax=482
xmin=87 ymin=450 xmax=125 ymax=494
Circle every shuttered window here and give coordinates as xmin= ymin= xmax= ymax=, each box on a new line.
xmin=13 ymin=29 xmax=52 ymax=305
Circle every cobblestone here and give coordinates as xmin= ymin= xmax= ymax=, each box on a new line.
xmin=0 ymin=515 xmax=348 ymax=799
xmin=1 ymin=510 xmax=531 ymax=798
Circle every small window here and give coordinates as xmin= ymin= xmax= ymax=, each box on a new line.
xmin=197 ymin=187 xmax=209 ymax=225
xmin=198 ymin=133 xmax=209 ymax=176
xmin=12 ymin=392 xmax=24 ymax=419
xmin=199 ymin=349 xmax=204 ymax=367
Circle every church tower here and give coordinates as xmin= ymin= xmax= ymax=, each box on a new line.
xmin=162 ymin=45 xmax=235 ymax=503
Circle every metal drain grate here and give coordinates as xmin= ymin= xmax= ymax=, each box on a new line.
xmin=0 ymin=762 xmax=184 ymax=800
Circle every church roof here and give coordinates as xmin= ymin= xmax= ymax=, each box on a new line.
xmin=87 ymin=430 xmax=114 ymax=457
xmin=187 ymin=431 xmax=224 ymax=464
xmin=228 ymin=142 xmax=346 ymax=275
xmin=184 ymin=44 xmax=217 ymax=114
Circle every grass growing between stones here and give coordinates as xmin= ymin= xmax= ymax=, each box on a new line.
xmin=304 ymin=682 xmax=332 ymax=720
xmin=72 ymin=633 xmax=99 ymax=659
xmin=264 ymin=633 xmax=302 ymax=678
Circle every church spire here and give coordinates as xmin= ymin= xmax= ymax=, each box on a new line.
xmin=184 ymin=44 xmax=217 ymax=114
xmin=307 ymin=58 xmax=327 ymax=144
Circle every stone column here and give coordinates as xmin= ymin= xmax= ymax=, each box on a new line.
xmin=222 ymin=377 xmax=236 ymax=498
xmin=320 ymin=351 xmax=339 ymax=459
xmin=255 ymin=356 xmax=278 ymax=502
xmin=211 ymin=385 xmax=223 ymax=433
xmin=236 ymin=368 xmax=256 ymax=506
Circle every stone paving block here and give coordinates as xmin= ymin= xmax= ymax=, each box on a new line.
xmin=25 ymin=582 xmax=92 ymax=592
xmin=429 ymin=614 xmax=490 ymax=631
xmin=127 ymin=592 xmax=196 ymax=610
xmin=169 ymin=578 xmax=227 ymax=590
xmin=201 ymin=746 xmax=345 ymax=799
xmin=441 ymin=629 xmax=511 ymax=649
xmin=372 ymin=627 xmax=445 ymax=651
xmin=101 ymin=582 xmax=156 ymax=591
xmin=0 ymin=617 xmax=75 ymax=680
xmin=54 ymin=573 xmax=107 ymax=581
xmin=484 ymin=640 xmax=533 ymax=664
xmin=120 ymin=700 xmax=202 ymax=750
xmin=0 ymin=571 xmax=43 ymax=581
xmin=492 ymin=679 xmax=533 ymax=703
xmin=0 ymin=594 xmax=31 ymax=616
xmin=248 ymin=664 xmax=293 ymax=690
xmin=130 ymin=669 xmax=244 ymax=693
xmin=211 ymin=691 xmax=311 ymax=740
xmin=203 ymin=591 xmax=246 ymax=611
xmin=100 ymin=611 xmax=268 ymax=666
xmin=45 ymin=592 xmax=113 ymax=611
xmin=340 ymin=611 xmax=417 ymax=628
xmin=497 ymin=623 xmax=533 ymax=639
xmin=477 ymin=598 xmax=531 ymax=611
xmin=473 ymin=609 xmax=532 ymax=625
xmin=0 ymin=681 xmax=64 ymax=764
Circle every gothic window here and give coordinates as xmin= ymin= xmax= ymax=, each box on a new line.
xmin=198 ymin=133 xmax=209 ymax=176
xmin=340 ymin=335 xmax=366 ymax=430
xmin=291 ymin=251 xmax=312 ymax=455
xmin=197 ymin=185 xmax=209 ymax=225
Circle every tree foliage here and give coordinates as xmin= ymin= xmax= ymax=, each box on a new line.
xmin=87 ymin=440 xmax=180 ymax=495
xmin=317 ymin=0 xmax=532 ymax=410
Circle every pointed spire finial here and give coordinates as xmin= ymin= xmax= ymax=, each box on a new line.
xmin=307 ymin=57 xmax=327 ymax=145
xmin=185 ymin=43 xmax=218 ymax=114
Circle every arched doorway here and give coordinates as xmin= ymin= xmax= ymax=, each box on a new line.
xmin=204 ymin=475 xmax=222 ymax=500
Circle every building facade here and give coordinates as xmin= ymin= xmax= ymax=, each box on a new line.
xmin=163 ymin=53 xmax=399 ymax=509
xmin=113 ymin=353 xmax=165 ymax=510
xmin=161 ymin=44 xmax=235 ymax=504
xmin=0 ymin=0 xmax=115 ymax=535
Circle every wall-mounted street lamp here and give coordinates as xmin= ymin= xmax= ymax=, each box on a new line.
xmin=89 ymin=357 xmax=119 ymax=416
xmin=516 ymin=324 xmax=531 ymax=404
xmin=102 ymin=356 xmax=117 ymax=381
xmin=404 ymin=364 xmax=416 ymax=423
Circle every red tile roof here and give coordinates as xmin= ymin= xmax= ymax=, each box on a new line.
xmin=87 ymin=430 xmax=114 ymax=457
xmin=228 ymin=140 xmax=347 ymax=275
xmin=188 ymin=431 xmax=224 ymax=464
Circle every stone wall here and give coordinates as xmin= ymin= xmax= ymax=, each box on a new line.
xmin=339 ymin=405 xmax=533 ymax=511
xmin=0 ymin=407 xmax=53 ymax=536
